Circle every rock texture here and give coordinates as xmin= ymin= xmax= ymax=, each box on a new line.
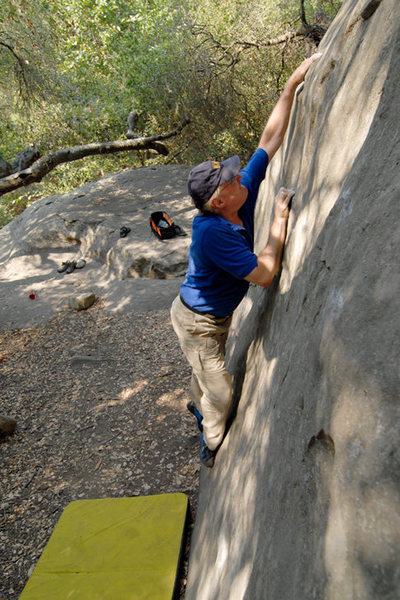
xmin=67 ymin=291 xmax=96 ymax=311
xmin=186 ymin=1 xmax=400 ymax=599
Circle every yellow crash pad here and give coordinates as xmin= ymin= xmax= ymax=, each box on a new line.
xmin=20 ymin=493 xmax=189 ymax=600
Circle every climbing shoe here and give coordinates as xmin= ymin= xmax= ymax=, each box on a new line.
xmin=200 ymin=434 xmax=215 ymax=468
xmin=57 ymin=261 xmax=70 ymax=273
xmin=173 ymin=224 xmax=187 ymax=237
xmin=75 ymin=258 xmax=86 ymax=269
xmin=65 ymin=260 xmax=76 ymax=274
xmin=187 ymin=401 xmax=203 ymax=432
xmin=120 ymin=226 xmax=131 ymax=238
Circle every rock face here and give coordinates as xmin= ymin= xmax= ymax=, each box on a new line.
xmin=186 ymin=1 xmax=400 ymax=599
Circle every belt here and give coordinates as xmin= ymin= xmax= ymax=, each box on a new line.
xmin=179 ymin=295 xmax=231 ymax=320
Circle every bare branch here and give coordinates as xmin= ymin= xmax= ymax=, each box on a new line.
xmin=237 ymin=31 xmax=304 ymax=49
xmin=298 ymin=0 xmax=327 ymax=45
xmin=300 ymin=0 xmax=308 ymax=26
xmin=0 ymin=39 xmax=31 ymax=98
xmin=0 ymin=119 xmax=190 ymax=196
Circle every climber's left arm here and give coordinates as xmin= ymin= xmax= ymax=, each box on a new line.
xmin=258 ymin=53 xmax=321 ymax=161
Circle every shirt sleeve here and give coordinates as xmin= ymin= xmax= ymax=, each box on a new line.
xmin=202 ymin=224 xmax=258 ymax=280
xmin=240 ymin=148 xmax=269 ymax=214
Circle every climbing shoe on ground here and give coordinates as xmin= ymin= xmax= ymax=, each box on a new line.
xmin=187 ymin=401 xmax=203 ymax=432
xmin=57 ymin=261 xmax=70 ymax=273
xmin=75 ymin=258 xmax=86 ymax=269
xmin=65 ymin=260 xmax=76 ymax=274
xmin=120 ymin=226 xmax=131 ymax=238
xmin=200 ymin=434 xmax=215 ymax=468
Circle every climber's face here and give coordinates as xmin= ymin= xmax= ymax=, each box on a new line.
xmin=211 ymin=174 xmax=248 ymax=212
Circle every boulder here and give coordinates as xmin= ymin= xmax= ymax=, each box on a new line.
xmin=186 ymin=0 xmax=400 ymax=599
xmin=0 ymin=164 xmax=194 ymax=328
xmin=68 ymin=292 xmax=96 ymax=311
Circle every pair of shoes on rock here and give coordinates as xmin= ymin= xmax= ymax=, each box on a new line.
xmin=57 ymin=261 xmax=74 ymax=274
xmin=120 ymin=226 xmax=131 ymax=238
xmin=57 ymin=258 xmax=86 ymax=274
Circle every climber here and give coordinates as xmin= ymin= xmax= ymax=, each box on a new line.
xmin=171 ymin=53 xmax=321 ymax=468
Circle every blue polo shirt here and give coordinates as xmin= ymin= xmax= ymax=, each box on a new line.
xmin=180 ymin=148 xmax=269 ymax=317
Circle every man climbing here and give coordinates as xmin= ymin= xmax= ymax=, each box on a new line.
xmin=171 ymin=53 xmax=321 ymax=467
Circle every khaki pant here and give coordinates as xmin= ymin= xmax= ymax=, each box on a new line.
xmin=170 ymin=296 xmax=232 ymax=451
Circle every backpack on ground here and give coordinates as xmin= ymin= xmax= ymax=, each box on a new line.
xmin=149 ymin=211 xmax=186 ymax=240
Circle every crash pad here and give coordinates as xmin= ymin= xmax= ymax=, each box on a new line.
xmin=19 ymin=493 xmax=189 ymax=600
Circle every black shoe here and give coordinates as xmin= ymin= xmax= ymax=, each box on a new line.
xmin=65 ymin=260 xmax=76 ymax=274
xmin=57 ymin=261 xmax=70 ymax=273
xmin=187 ymin=401 xmax=203 ymax=432
xmin=120 ymin=226 xmax=131 ymax=238
xmin=200 ymin=434 xmax=215 ymax=468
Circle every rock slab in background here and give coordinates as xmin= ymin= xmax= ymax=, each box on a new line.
xmin=0 ymin=165 xmax=194 ymax=281
xmin=0 ymin=165 xmax=194 ymax=329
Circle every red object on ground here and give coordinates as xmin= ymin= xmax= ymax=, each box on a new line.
xmin=29 ymin=291 xmax=37 ymax=300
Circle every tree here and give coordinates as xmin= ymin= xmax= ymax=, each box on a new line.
xmin=0 ymin=1 xmax=60 ymax=104
xmin=0 ymin=0 xmax=341 ymax=225
xmin=177 ymin=0 xmax=341 ymax=159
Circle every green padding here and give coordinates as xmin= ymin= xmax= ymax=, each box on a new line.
xmin=20 ymin=493 xmax=188 ymax=600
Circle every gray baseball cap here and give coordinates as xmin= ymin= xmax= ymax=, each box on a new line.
xmin=187 ymin=155 xmax=241 ymax=209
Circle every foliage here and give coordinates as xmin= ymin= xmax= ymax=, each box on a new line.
xmin=0 ymin=0 xmax=342 ymax=226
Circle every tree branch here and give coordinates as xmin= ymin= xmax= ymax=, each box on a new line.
xmin=0 ymin=39 xmax=31 ymax=98
xmin=238 ymin=31 xmax=304 ymax=49
xmin=0 ymin=119 xmax=190 ymax=196
xmin=300 ymin=0 xmax=308 ymax=26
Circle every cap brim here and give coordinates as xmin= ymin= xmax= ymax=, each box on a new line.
xmin=219 ymin=155 xmax=241 ymax=185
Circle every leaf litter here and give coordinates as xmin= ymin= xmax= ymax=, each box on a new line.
xmin=0 ymin=300 xmax=200 ymax=599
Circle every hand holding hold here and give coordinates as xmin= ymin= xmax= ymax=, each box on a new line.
xmin=292 ymin=52 xmax=322 ymax=85
xmin=274 ymin=187 xmax=295 ymax=221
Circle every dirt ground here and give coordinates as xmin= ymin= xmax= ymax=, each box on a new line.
xmin=0 ymin=297 xmax=200 ymax=599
